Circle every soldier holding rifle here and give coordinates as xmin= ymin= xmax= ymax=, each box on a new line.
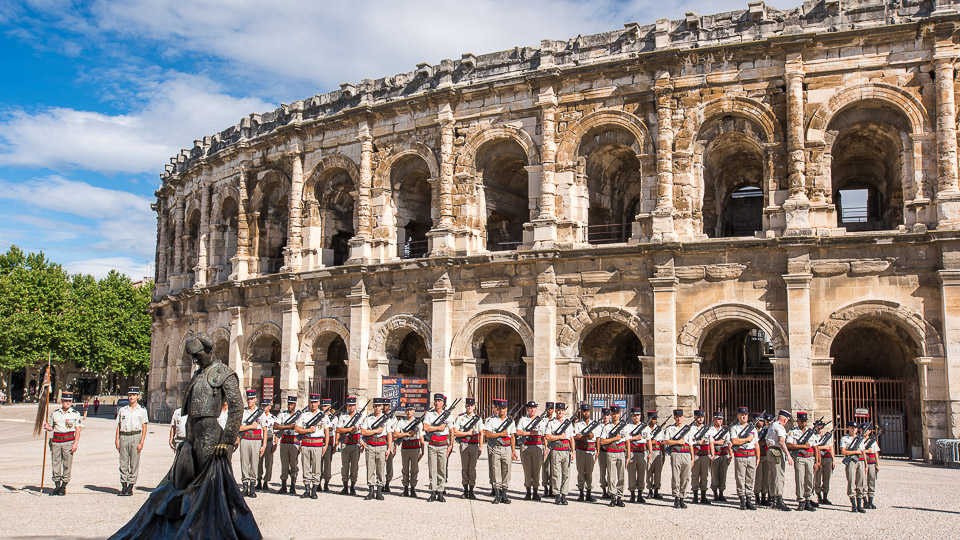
xmin=295 ymin=393 xmax=330 ymax=499
xmin=755 ymin=412 xmax=771 ymax=506
xmin=423 ymin=393 xmax=455 ymax=502
xmin=572 ymin=404 xmax=598 ymax=502
xmin=451 ymin=398 xmax=482 ymax=499
xmin=814 ymin=421 xmax=835 ymax=505
xmin=662 ymin=409 xmax=695 ymax=509
xmin=598 ymin=407 xmax=611 ymax=498
xmin=729 ymin=406 xmax=758 ymax=510
xmin=361 ymin=398 xmax=392 ymax=500
xmin=237 ymin=389 xmax=265 ymax=498
xmin=690 ymin=409 xmax=714 ymax=505
xmin=517 ymin=401 xmax=544 ymax=500
xmin=786 ymin=411 xmax=819 ymax=511
xmin=541 ymin=402 xmax=555 ymax=497
xmin=841 ymin=421 xmax=868 ymax=513
xmin=256 ymin=398 xmax=275 ymax=492
xmin=273 ymin=395 xmax=302 ymax=495
xmin=319 ymin=398 xmax=336 ymax=492
xmin=335 ymin=396 xmax=363 ymax=496
xmin=863 ymin=425 xmax=881 ymax=509
xmin=545 ymin=402 xmax=575 ymax=505
xmin=645 ymin=411 xmax=665 ymax=500
xmin=624 ymin=407 xmax=648 ymax=504
xmin=394 ymin=404 xmax=425 ymax=497
xmin=709 ymin=411 xmax=730 ymax=502
xmin=483 ymin=398 xmax=517 ymax=504
xmin=598 ymin=405 xmax=627 ymax=507
xmin=764 ymin=410 xmax=794 ymax=511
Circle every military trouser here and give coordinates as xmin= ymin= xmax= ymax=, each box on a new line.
xmin=542 ymin=449 xmax=552 ymax=490
xmin=550 ymin=449 xmax=572 ymax=495
xmin=459 ymin=443 xmax=479 ymax=486
xmin=50 ymin=440 xmax=74 ymax=483
xmin=845 ymin=459 xmax=865 ymax=498
xmin=670 ymin=451 xmax=692 ymax=499
xmin=766 ymin=449 xmax=787 ymax=497
xmin=427 ymin=443 xmax=448 ymax=492
xmin=626 ymin=450 xmax=647 ymax=492
xmin=257 ymin=434 xmax=274 ymax=484
xmin=576 ymin=450 xmax=595 ymax=490
xmin=647 ymin=450 xmax=664 ymax=490
xmin=341 ymin=444 xmax=361 ymax=484
xmin=385 ymin=448 xmax=395 ymax=486
xmin=711 ymin=454 xmax=730 ymax=491
xmin=794 ymin=455 xmax=815 ymax=501
xmin=365 ymin=445 xmax=387 ymax=487
xmin=520 ymin=445 xmax=543 ymax=489
xmin=605 ymin=451 xmax=626 ymax=497
xmin=866 ymin=462 xmax=878 ymax=497
xmin=279 ymin=442 xmax=300 ymax=482
xmin=239 ymin=438 xmax=261 ymax=483
xmin=692 ymin=455 xmax=711 ymax=491
xmin=598 ymin=450 xmax=608 ymax=492
xmin=755 ymin=454 xmax=768 ymax=495
xmin=489 ymin=445 xmax=512 ymax=488
xmin=814 ymin=459 xmax=833 ymax=498
xmin=401 ymin=447 xmax=420 ymax=487
xmin=734 ymin=456 xmax=757 ymax=497
xmin=119 ymin=433 xmax=142 ymax=484
xmin=301 ymin=445 xmax=323 ymax=486
xmin=320 ymin=441 xmax=334 ymax=482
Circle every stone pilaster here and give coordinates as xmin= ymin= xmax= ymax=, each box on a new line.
xmin=648 ymin=76 xmax=676 ymax=241
xmin=349 ymin=121 xmax=374 ymax=262
xmin=232 ymin=167 xmax=251 ymax=280
xmin=284 ymin=150 xmax=305 ymax=272
xmin=428 ymin=273 xmax=454 ymax=397
xmin=531 ymin=84 xmax=558 ymax=246
xmin=783 ymin=273 xmax=816 ymax=413
xmin=347 ymin=279 xmax=373 ymax=401
xmin=228 ymin=306 xmax=245 ymax=384
xmin=173 ymin=191 xmax=185 ymax=278
xmin=195 ymin=179 xmax=211 ymax=288
xmin=428 ymin=103 xmax=457 ymax=255
xmin=934 ymin=57 xmax=960 ymax=228
xmin=649 ymin=276 xmax=679 ymax=409
xmin=938 ymin=269 xmax=960 ymax=438
xmin=279 ymin=286 xmax=301 ymax=402
xmin=533 ymin=266 xmax=558 ymax=402
xmin=782 ymin=52 xmax=812 ymax=234
xmin=156 ymin=199 xmax=169 ymax=285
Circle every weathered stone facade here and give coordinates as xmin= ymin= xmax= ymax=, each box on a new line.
xmin=150 ymin=0 xmax=960 ymax=459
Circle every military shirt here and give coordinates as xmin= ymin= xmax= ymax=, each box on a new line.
xmin=394 ymin=416 xmax=425 ymax=438
xmin=786 ymin=427 xmax=815 ymax=458
xmin=765 ymin=421 xmax=787 ymax=447
xmin=423 ymin=410 xmax=452 ymax=436
xmin=599 ymin=421 xmax=628 ymax=451
xmin=50 ymin=407 xmax=82 ymax=433
xmin=297 ymin=410 xmax=329 ymax=440
xmin=573 ymin=420 xmax=599 ymax=453
xmin=170 ymin=407 xmax=188 ymax=439
xmin=730 ymin=422 xmax=757 ymax=451
xmin=361 ymin=413 xmax=390 ymax=445
xmin=663 ymin=423 xmax=696 ymax=450
xmin=483 ymin=415 xmax=516 ymax=446
xmin=117 ymin=404 xmax=149 ymax=432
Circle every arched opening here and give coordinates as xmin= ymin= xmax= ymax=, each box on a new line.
xmin=576 ymin=322 xmax=643 ymax=414
xmin=211 ymin=198 xmax=238 ymax=284
xmin=477 ymin=139 xmax=529 ymax=251
xmin=830 ymin=318 xmax=921 ymax=458
xmin=183 ymin=208 xmax=201 ymax=285
xmin=310 ymin=333 xmax=349 ymax=405
xmin=827 ymin=106 xmax=906 ymax=231
xmin=387 ymin=330 xmax=428 ymax=378
xmin=698 ymin=319 xmax=775 ymax=418
xmin=314 ymin=169 xmax=355 ymax=267
xmin=247 ymin=334 xmax=281 ymax=403
xmin=580 ymin=126 xmax=642 ymax=244
xmin=391 ymin=155 xmax=432 ymax=259
xmin=702 ymin=131 xmax=765 ymax=238
xmin=466 ymin=323 xmax=528 ymax=411
xmin=11 ymin=367 xmax=26 ymax=403
xmin=212 ymin=338 xmax=229 ymax=365
xmin=256 ymin=184 xmax=288 ymax=275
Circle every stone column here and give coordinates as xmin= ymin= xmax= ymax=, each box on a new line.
xmin=782 ymin=52 xmax=812 ymax=233
xmin=228 ymin=306 xmax=245 ymax=386
xmin=284 ymin=150 xmax=305 ymax=271
xmin=935 ymin=58 xmax=960 ymax=228
xmin=232 ymin=167 xmax=251 ymax=280
xmin=532 ymin=85 xmax=558 ymax=245
xmin=347 ymin=280 xmax=373 ymax=401
xmin=428 ymin=103 xmax=457 ymax=254
xmin=173 ymin=192 xmax=185 ymax=278
xmin=428 ymin=274 xmax=454 ymax=397
xmin=782 ymin=273 xmax=816 ymax=413
xmin=279 ymin=286 xmax=301 ymax=402
xmin=649 ymin=276 xmax=679 ymax=409
xmin=649 ymin=77 xmax=676 ymax=240
xmin=156 ymin=200 xmax=169 ymax=285
xmin=196 ymin=180 xmax=211 ymax=287
xmin=350 ymin=120 xmax=374 ymax=261
xmin=533 ymin=266 xmax=559 ymax=402
xmin=938 ymin=269 xmax=960 ymax=438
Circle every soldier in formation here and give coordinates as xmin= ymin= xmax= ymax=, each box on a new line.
xmin=115 ymin=387 xmax=149 ymax=497
xmin=645 ymin=411 xmax=665 ymax=500
xmin=598 ymin=405 xmax=627 ymax=507
xmin=545 ymin=402 xmax=574 ymax=505
xmin=451 ymin=398 xmax=481 ymax=499
xmin=423 ymin=393 xmax=452 ymax=502
xmin=335 ymin=397 xmax=362 ymax=496
xmin=764 ymin=410 xmax=794 ymax=511
xmin=483 ymin=398 xmax=516 ymax=504
xmin=729 ymin=407 xmax=758 ymax=510
xmin=662 ymin=409 xmax=694 ymax=508
xmin=237 ymin=389 xmax=266 ymax=498
xmin=709 ymin=411 xmax=730 ymax=502
xmin=256 ymin=398 xmax=275 ymax=491
xmin=572 ymin=404 xmax=598 ymax=502
xmin=624 ymin=407 xmax=647 ymax=503
xmin=841 ymin=421 xmax=868 ymax=513
xmin=394 ymin=404 xmax=425 ymax=497
xmin=516 ymin=400 xmax=544 ymax=500
xmin=295 ymin=393 xmax=329 ymax=499
xmin=689 ymin=409 xmax=714 ymax=504
xmin=274 ymin=395 xmax=301 ymax=495
xmin=360 ymin=398 xmax=391 ymax=500
xmin=786 ymin=411 xmax=818 ymax=511
xmin=43 ymin=391 xmax=82 ymax=496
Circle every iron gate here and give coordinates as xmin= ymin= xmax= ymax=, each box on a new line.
xmin=831 ymin=376 xmax=912 ymax=458
xmin=309 ymin=377 xmax=348 ymax=407
xmin=573 ymin=375 xmax=643 ymax=416
xmin=700 ymin=374 xmax=775 ymax=420
xmin=468 ymin=375 xmax=526 ymax=414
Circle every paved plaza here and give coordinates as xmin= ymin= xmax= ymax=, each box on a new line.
xmin=1 ymin=404 xmax=958 ymax=539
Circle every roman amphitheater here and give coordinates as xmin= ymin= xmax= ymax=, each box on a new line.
xmin=149 ymin=0 xmax=960 ymax=459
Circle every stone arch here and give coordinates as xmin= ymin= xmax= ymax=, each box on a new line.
xmin=209 ymin=326 xmax=230 ymax=363
xmin=450 ymin=310 xmax=535 ymax=360
xmin=249 ymin=168 xmax=291 ymax=213
xmin=458 ymin=124 xmax=540 ymax=169
xmin=367 ymin=314 xmax=432 ymax=362
xmin=557 ymin=307 xmax=654 ymax=358
xmin=557 ymin=109 xmax=654 ymax=164
xmin=812 ymin=300 xmax=943 ymax=359
xmin=677 ymin=303 xmax=788 ymax=358
xmin=304 ymin=154 xmax=362 ymax=200
xmin=211 ymin=185 xmax=240 ymax=225
xmin=806 ymin=83 xmax=930 ymax=142
xmin=676 ymin=96 xmax=781 ymax=155
xmin=244 ymin=322 xmax=283 ymax=361
xmin=372 ymin=142 xmax=440 ymax=190
xmin=298 ymin=317 xmax=350 ymax=363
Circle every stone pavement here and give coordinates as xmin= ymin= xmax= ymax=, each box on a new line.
xmin=1 ymin=404 xmax=958 ymax=539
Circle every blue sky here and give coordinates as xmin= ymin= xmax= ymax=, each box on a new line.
xmin=0 ymin=0 xmax=794 ymax=279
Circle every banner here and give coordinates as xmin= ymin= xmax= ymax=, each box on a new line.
xmin=382 ymin=377 xmax=430 ymax=412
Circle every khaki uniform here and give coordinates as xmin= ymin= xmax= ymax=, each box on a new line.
xmin=841 ymin=434 xmax=866 ymax=498
xmin=599 ymin=422 xmax=627 ymax=498
xmin=755 ymin=432 xmax=769 ymax=497
xmin=647 ymin=424 xmax=666 ymax=493
xmin=423 ymin=409 xmax=452 ymax=493
xmin=517 ymin=415 xmax=544 ymax=490
xmin=546 ymin=418 xmax=575 ymax=495
xmin=815 ymin=446 xmax=834 ymax=500
xmin=541 ymin=413 xmax=554 ymax=491
xmin=320 ymin=411 xmax=335 ymax=484
xmin=275 ymin=410 xmax=301 ymax=485
xmin=625 ymin=423 xmax=648 ymax=494
xmin=598 ymin=420 xmax=609 ymax=494
xmin=730 ymin=422 xmax=758 ymax=497
xmin=297 ymin=410 xmax=329 ymax=488
xmin=453 ymin=412 xmax=482 ymax=488
xmin=257 ymin=411 xmax=276 ymax=486
xmin=690 ymin=423 xmax=712 ymax=492
xmin=239 ymin=408 xmax=265 ymax=484
xmin=170 ymin=408 xmax=187 ymax=447
xmin=49 ymin=407 xmax=82 ymax=484
xmin=572 ymin=419 xmax=598 ymax=491
xmin=764 ymin=422 xmax=788 ymax=497
xmin=663 ymin=423 xmax=695 ymax=500
xmin=865 ymin=441 xmax=879 ymax=498
xmin=710 ymin=426 xmax=731 ymax=493
xmin=395 ymin=416 xmax=425 ymax=488
xmin=384 ymin=416 xmax=397 ymax=488
xmin=362 ymin=413 xmax=390 ymax=488
xmin=787 ymin=427 xmax=816 ymax=502
xmin=337 ymin=412 xmax=363 ymax=486
xmin=484 ymin=416 xmax=516 ymax=489
xmin=117 ymin=404 xmax=149 ymax=485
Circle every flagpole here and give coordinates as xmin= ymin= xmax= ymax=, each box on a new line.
xmin=39 ymin=352 xmax=51 ymax=492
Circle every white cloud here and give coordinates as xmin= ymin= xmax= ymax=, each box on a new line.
xmin=63 ymin=256 xmax=153 ymax=280
xmin=0 ymin=73 xmax=273 ymax=174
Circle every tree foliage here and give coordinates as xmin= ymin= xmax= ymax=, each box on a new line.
xmin=0 ymin=246 xmax=153 ymax=375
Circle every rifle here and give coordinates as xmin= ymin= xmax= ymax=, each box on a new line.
xmin=841 ymin=421 xmax=873 ymax=465
xmin=649 ymin=421 xmax=667 ymax=441
xmin=517 ymin=411 xmax=548 ymax=444
xmin=713 ymin=426 xmax=731 ymax=441
xmin=551 ymin=417 xmax=572 ymax=436
xmin=862 ymin=423 xmax=886 ymax=450
xmin=370 ymin=401 xmax=401 ymax=430
xmin=242 ymin=407 xmax=264 ymax=426
xmin=798 ymin=417 xmax=830 ymax=445
xmin=492 ymin=406 xmax=520 ymax=433
xmin=627 ymin=421 xmax=646 ymax=438
xmin=693 ymin=423 xmax=711 ymax=442
xmin=303 ymin=401 xmax=339 ymax=431
xmin=276 ymin=405 xmax=311 ymax=435
xmin=664 ymin=420 xmax=697 ymax=451
xmin=604 ymin=417 xmax=629 ymax=440
xmin=344 ymin=400 xmax=371 ymax=429
xmin=815 ymin=431 xmax=832 ymax=448
xmin=430 ymin=398 xmax=463 ymax=426
xmin=462 ymin=413 xmax=483 ymax=433
xmin=578 ymin=418 xmax=601 ymax=437
xmin=393 ymin=414 xmax=426 ymax=446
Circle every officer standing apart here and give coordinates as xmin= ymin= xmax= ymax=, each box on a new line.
xmin=690 ymin=409 xmax=714 ymax=505
xmin=814 ymin=421 xmax=834 ymax=505
xmin=864 ymin=426 xmax=880 ymax=509
xmin=545 ymin=402 xmax=575 ymax=505
xmin=729 ymin=406 xmax=758 ymax=510
xmin=662 ymin=409 xmax=695 ymax=509
xmin=765 ymin=409 xmax=794 ymax=511
xmin=840 ymin=421 xmax=867 ymax=513
xmin=295 ymin=393 xmax=329 ymax=499
xmin=483 ymin=398 xmax=517 ymax=504
xmin=451 ymin=398 xmax=482 ymax=499
xmin=517 ymin=401 xmax=544 ymax=501
xmin=361 ymin=398 xmax=391 ymax=501
xmin=646 ymin=411 xmax=665 ymax=500
xmin=318 ymin=398 xmax=336 ymax=492
xmin=709 ymin=411 xmax=730 ymax=502
xmin=598 ymin=405 xmax=627 ymax=508
xmin=572 ymin=404 xmax=598 ymax=502
xmin=273 ymin=395 xmax=301 ymax=495
xmin=169 ymin=405 xmax=187 ymax=451
xmin=43 ymin=391 xmax=82 ymax=496
xmin=624 ymin=407 xmax=648 ymax=504
xmin=336 ymin=396 xmax=363 ymax=496
xmin=786 ymin=411 xmax=818 ymax=511
xmin=238 ymin=390 xmax=266 ymax=498
xmin=423 ymin=393 xmax=452 ymax=502
xmin=256 ymin=398 xmax=276 ymax=491
xmin=115 ymin=387 xmax=149 ymax=497
xmin=394 ymin=404 xmax=425 ymax=498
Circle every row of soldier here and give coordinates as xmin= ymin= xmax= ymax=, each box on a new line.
xmin=199 ymin=391 xmax=882 ymax=512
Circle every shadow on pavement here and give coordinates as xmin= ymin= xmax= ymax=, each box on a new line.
xmin=892 ymin=505 xmax=960 ymax=514
xmin=84 ymin=484 xmax=120 ymax=495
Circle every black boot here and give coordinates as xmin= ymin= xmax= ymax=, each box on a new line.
xmin=602 ymin=488 xmax=609 ymax=499
xmin=679 ymin=497 xmax=688 ymax=509
xmin=460 ymin=486 xmax=467 ymax=499
xmin=501 ymin=488 xmax=511 ymax=504
xmin=761 ymin=494 xmax=770 ymax=506
xmin=692 ymin=490 xmax=699 ymax=503
xmin=866 ymin=497 xmax=876 ymax=509
xmin=648 ymin=487 xmax=654 ymax=499
xmin=117 ymin=483 xmax=125 ymax=497
xmin=376 ymin=487 xmax=385 ymax=501
xmin=578 ymin=489 xmax=584 ymax=502
xmin=718 ymin=489 xmax=727 ymax=502
xmin=609 ymin=495 xmax=617 ymax=507
xmin=490 ymin=487 xmax=497 ymax=497
xmin=561 ymin=494 xmax=568 ymax=505
xmin=411 ymin=487 xmax=418 ymax=498
xmin=59 ymin=483 xmax=66 ymax=496
xmin=50 ymin=481 xmax=61 ymax=496
xmin=809 ymin=498 xmax=819 ymax=508
xmin=746 ymin=495 xmax=757 ymax=510
xmin=256 ymin=480 xmax=262 ymax=491
xmin=857 ymin=497 xmax=866 ymax=513
xmin=774 ymin=496 xmax=791 ymax=511
xmin=365 ymin=487 xmax=376 ymax=500
xmin=822 ymin=494 xmax=832 ymax=505
xmin=805 ymin=499 xmax=816 ymax=511
xmin=437 ymin=491 xmax=445 ymax=502
xmin=637 ymin=491 xmax=645 ymax=503
xmin=323 ymin=480 xmax=330 ymax=492
xmin=713 ymin=488 xmax=719 ymax=501
xmin=851 ymin=497 xmax=859 ymax=513
xmin=310 ymin=485 xmax=318 ymax=499
xmin=532 ymin=489 xmax=542 ymax=501
xmin=492 ymin=489 xmax=501 ymax=504
xmin=301 ymin=484 xmax=312 ymax=499
xmin=339 ymin=484 xmax=350 ymax=495
xmin=586 ymin=489 xmax=595 ymax=502
xmin=383 ymin=483 xmax=391 ymax=494
xmin=674 ymin=498 xmax=681 ymax=508
xmin=739 ymin=496 xmax=746 ymax=510
xmin=427 ymin=491 xmax=437 ymax=502
xmin=525 ymin=487 xmax=532 ymax=500
xmin=278 ymin=479 xmax=288 ymax=494
xmin=701 ymin=490 xmax=712 ymax=505
xmin=797 ymin=500 xmax=806 ymax=511
xmin=654 ymin=489 xmax=663 ymax=500
xmin=630 ymin=490 xmax=636 ymax=503
xmin=289 ymin=479 xmax=297 ymax=496
xmin=555 ymin=494 xmax=563 ymax=505
xmin=616 ymin=496 xmax=625 ymax=507
xmin=248 ymin=482 xmax=257 ymax=498
xmin=350 ymin=483 xmax=357 ymax=496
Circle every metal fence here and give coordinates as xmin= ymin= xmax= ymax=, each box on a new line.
xmin=309 ymin=377 xmax=348 ymax=406
xmin=468 ymin=375 xmax=526 ymax=412
xmin=586 ymin=224 xmax=627 ymax=245
xmin=935 ymin=439 xmax=960 ymax=468
xmin=699 ymin=374 xmax=775 ymax=419
xmin=573 ymin=375 xmax=643 ymax=416
xmin=831 ymin=376 xmax=911 ymax=458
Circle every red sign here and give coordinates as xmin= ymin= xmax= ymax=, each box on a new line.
xmin=382 ymin=378 xmax=430 ymax=412
xmin=262 ymin=378 xmax=275 ymax=402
